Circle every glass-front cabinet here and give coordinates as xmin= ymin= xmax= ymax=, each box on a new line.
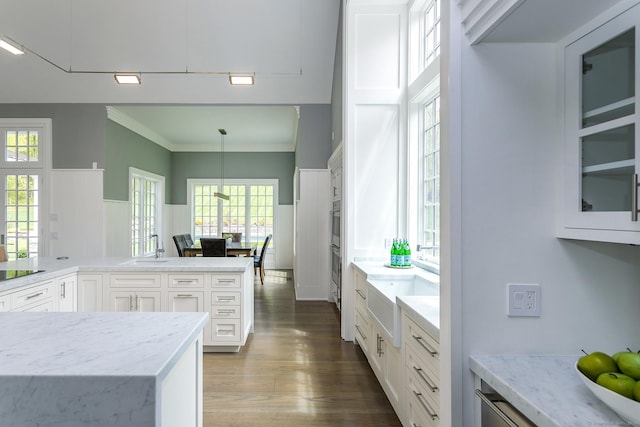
xmin=561 ymin=5 xmax=640 ymax=244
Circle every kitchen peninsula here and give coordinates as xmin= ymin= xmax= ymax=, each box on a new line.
xmin=0 ymin=311 xmax=207 ymax=427
xmin=0 ymin=256 xmax=254 ymax=351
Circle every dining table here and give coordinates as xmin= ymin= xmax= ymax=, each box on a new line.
xmin=183 ymin=242 xmax=253 ymax=257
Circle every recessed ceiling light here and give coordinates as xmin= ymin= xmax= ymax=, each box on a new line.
xmin=0 ymin=38 xmax=24 ymax=55
xmin=114 ymin=74 xmax=141 ymax=85
xmin=229 ymin=75 xmax=254 ymax=86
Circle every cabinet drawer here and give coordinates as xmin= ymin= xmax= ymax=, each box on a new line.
xmin=355 ymin=285 xmax=367 ymax=315
xmin=354 ymin=309 xmax=370 ymax=350
xmin=407 ymin=372 xmax=439 ymax=427
xmin=211 ymin=305 xmax=240 ymax=319
xmin=404 ymin=316 xmax=439 ymax=378
xmin=406 ymin=344 xmax=440 ymax=410
xmin=20 ymin=299 xmax=56 ymax=312
xmin=210 ymin=319 xmax=241 ymax=342
xmin=211 ymin=274 xmax=241 ymax=288
xmin=168 ymin=274 xmax=205 ymax=288
xmin=11 ymin=281 xmax=55 ymax=310
xmin=211 ymin=291 xmax=241 ymax=305
xmin=109 ymin=274 xmax=161 ymax=288
xmin=0 ymin=294 xmax=10 ymax=312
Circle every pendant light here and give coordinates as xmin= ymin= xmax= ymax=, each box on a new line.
xmin=214 ymin=128 xmax=230 ymax=201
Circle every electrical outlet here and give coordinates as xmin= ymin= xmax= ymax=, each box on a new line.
xmin=507 ymin=283 xmax=541 ymax=317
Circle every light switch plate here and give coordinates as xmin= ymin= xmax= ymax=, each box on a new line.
xmin=507 ymin=283 xmax=541 ymax=317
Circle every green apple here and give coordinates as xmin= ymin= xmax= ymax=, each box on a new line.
xmin=634 ymin=380 xmax=640 ymax=402
xmin=597 ymin=372 xmax=636 ymax=399
xmin=578 ymin=351 xmax=619 ymax=382
xmin=617 ymin=352 xmax=640 ymax=380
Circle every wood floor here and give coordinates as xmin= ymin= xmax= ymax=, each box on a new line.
xmin=202 ymin=270 xmax=403 ymax=427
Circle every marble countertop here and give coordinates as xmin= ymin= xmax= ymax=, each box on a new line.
xmin=469 ymin=354 xmax=630 ymax=427
xmin=0 ymin=311 xmax=208 ymax=377
xmin=0 ymin=256 xmax=253 ymax=293
xmin=0 ymin=311 xmax=208 ymax=426
xmin=353 ymin=260 xmax=440 ymax=340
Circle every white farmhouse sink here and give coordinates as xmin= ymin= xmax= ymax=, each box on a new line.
xmin=366 ymin=275 xmax=438 ymax=347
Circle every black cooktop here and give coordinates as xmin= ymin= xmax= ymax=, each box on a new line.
xmin=0 ymin=270 xmax=42 ymax=282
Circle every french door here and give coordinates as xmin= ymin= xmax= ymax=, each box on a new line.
xmin=0 ymin=120 xmax=50 ymax=260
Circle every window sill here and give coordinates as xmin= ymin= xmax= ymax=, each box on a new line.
xmin=413 ymin=258 xmax=440 ymax=276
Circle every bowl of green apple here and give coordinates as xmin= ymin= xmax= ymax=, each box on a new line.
xmin=576 ymin=350 xmax=640 ymax=424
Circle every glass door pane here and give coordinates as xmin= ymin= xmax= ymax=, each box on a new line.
xmin=581 ymin=28 xmax=635 ymax=128
xmin=2 ymin=172 xmax=40 ymax=260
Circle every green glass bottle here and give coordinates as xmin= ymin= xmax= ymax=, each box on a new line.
xmin=390 ymin=239 xmax=398 ymax=266
xmin=403 ymin=239 xmax=412 ymax=267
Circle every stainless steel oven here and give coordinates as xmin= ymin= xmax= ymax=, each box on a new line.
xmin=331 ymin=244 xmax=341 ymax=310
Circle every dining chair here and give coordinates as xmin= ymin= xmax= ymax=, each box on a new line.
xmin=172 ymin=234 xmax=188 ymax=257
xmin=253 ymin=234 xmax=272 ymax=285
xmin=200 ymin=238 xmax=227 ymax=257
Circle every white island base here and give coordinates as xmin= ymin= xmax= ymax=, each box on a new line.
xmin=0 ymin=312 xmax=207 ymax=427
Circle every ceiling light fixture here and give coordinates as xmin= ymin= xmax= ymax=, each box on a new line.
xmin=229 ymin=74 xmax=254 ymax=86
xmin=214 ymin=128 xmax=230 ymax=201
xmin=0 ymin=37 xmax=24 ymax=55
xmin=114 ymin=73 xmax=141 ymax=85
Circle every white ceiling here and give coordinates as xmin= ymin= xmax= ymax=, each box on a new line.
xmin=0 ymin=0 xmax=340 ymax=152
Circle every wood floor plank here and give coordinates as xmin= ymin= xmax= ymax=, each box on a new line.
xmin=203 ymin=270 xmax=402 ymax=426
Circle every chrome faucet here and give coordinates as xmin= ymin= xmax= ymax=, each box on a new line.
xmin=150 ymin=234 xmax=165 ymax=258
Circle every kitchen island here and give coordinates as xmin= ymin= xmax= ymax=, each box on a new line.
xmin=0 ymin=311 xmax=208 ymax=427
xmin=0 ymin=256 xmax=254 ymax=351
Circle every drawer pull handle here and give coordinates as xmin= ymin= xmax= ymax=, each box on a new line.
xmin=217 ymin=279 xmax=235 ymax=284
xmin=474 ymin=390 xmax=519 ymax=427
xmin=412 ymin=390 xmax=438 ymax=420
xmin=355 ymin=289 xmax=366 ymax=300
xmin=413 ymin=366 xmax=438 ymax=392
xmin=217 ymin=309 xmax=235 ymax=314
xmin=355 ymin=325 xmax=367 ymax=340
xmin=412 ymin=334 xmax=438 ymax=356
xmin=26 ymin=292 xmax=44 ymax=300
xmin=217 ymin=296 xmax=235 ymax=301
xmin=176 ymin=280 xmax=195 ymax=284
xmin=176 ymin=294 xmax=193 ymax=297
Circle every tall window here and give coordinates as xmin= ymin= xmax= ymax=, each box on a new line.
xmin=190 ymin=179 xmax=276 ymax=250
xmin=0 ymin=120 xmax=49 ymax=260
xmin=130 ymin=168 xmax=164 ymax=257
xmin=409 ymin=0 xmax=440 ymax=270
xmin=422 ymin=0 xmax=440 ymax=70
xmin=421 ymin=96 xmax=440 ymax=262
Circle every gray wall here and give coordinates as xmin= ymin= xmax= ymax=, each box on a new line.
xmin=0 ymin=104 xmax=105 ymax=169
xmin=171 ymin=151 xmax=295 ymax=205
xmin=295 ymin=104 xmax=332 ymax=168
xmin=331 ymin=1 xmax=343 ymax=152
xmin=105 ymin=121 xmax=173 ymax=202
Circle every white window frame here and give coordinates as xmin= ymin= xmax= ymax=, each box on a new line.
xmin=0 ymin=118 xmax=52 ymax=258
xmin=129 ymin=167 xmax=164 ymax=257
xmin=408 ymin=0 xmax=440 ymax=274
xmin=187 ymin=178 xmax=278 ymax=249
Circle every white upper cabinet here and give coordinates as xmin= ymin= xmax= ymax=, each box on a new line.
xmin=559 ymin=4 xmax=640 ymax=244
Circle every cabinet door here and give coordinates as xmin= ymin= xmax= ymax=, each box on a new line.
xmin=168 ymin=291 xmax=204 ymax=312
xmin=562 ymin=7 xmax=640 ymax=240
xmin=57 ymin=275 xmax=77 ymax=312
xmin=108 ymin=291 xmax=161 ymax=312
xmin=77 ymin=274 xmax=104 ymax=312
xmin=135 ymin=292 xmax=161 ymax=312
xmin=109 ymin=291 xmax=135 ymax=312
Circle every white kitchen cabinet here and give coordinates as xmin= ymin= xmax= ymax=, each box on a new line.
xmin=354 ymin=270 xmax=371 ymax=358
xmin=56 ymin=274 xmax=77 ymax=312
xmin=293 ymin=168 xmax=331 ymax=300
xmin=77 ymin=274 xmax=104 ymax=312
xmin=559 ymin=4 xmax=640 ymax=244
xmin=10 ymin=280 xmax=56 ymax=312
xmin=208 ymin=273 xmax=249 ymax=347
xmin=369 ymin=321 xmax=402 ymax=415
xmin=108 ymin=290 xmax=162 ymax=312
xmin=168 ymin=291 xmax=204 ymax=313
xmin=0 ymin=294 xmax=9 ymax=312
xmin=403 ymin=313 xmax=440 ymax=426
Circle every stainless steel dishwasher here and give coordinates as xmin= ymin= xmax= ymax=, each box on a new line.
xmin=475 ymin=381 xmax=536 ymax=427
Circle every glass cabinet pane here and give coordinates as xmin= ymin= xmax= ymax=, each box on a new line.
xmin=582 ymin=28 xmax=635 ymax=128
xmin=581 ymin=124 xmax=635 ymax=212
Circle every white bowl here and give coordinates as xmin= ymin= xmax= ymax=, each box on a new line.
xmin=575 ymin=364 xmax=640 ymax=424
